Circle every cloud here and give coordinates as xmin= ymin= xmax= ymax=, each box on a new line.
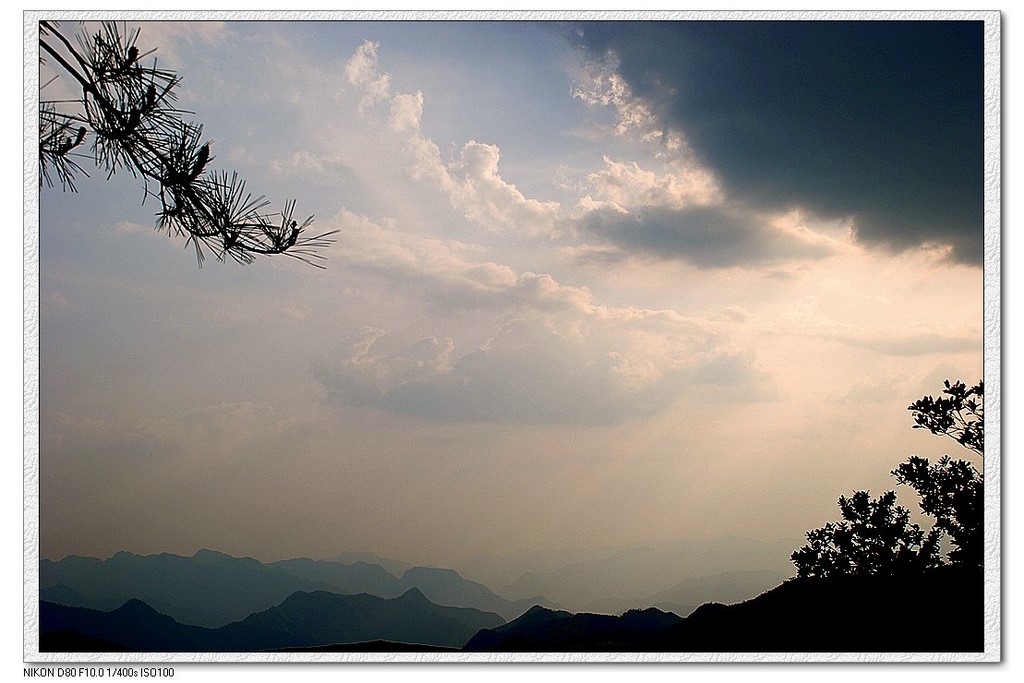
xmin=329 ymin=208 xmax=762 ymax=315
xmin=335 ymin=43 xmax=563 ymax=237
xmin=567 ymin=131 xmax=830 ymax=270
xmin=125 ymin=21 xmax=235 ymax=70
xmin=389 ymin=99 xmax=561 ymax=236
xmin=571 ymin=54 xmax=686 ymax=153
xmin=316 ymin=317 xmax=764 ymax=425
xmin=781 ymin=320 xmax=981 ymax=358
xmin=389 ymin=90 xmax=425 ymax=133
xmin=344 ymin=40 xmax=392 ymax=112
xmin=582 ymin=156 xmax=721 ymax=211
xmin=111 ymin=221 xmax=150 ymax=235
xmin=315 ymin=212 xmax=772 ymax=423
xmin=317 ymin=329 xmax=455 ymax=409
xmin=577 ymin=205 xmax=835 ymax=268
xmin=568 ymin=21 xmax=985 ymax=264
xmin=269 ymin=149 xmax=359 ymax=185
xmin=325 ymin=208 xmax=620 ymax=314
xmin=327 ymin=209 xmax=521 ymax=308
xmin=448 ymin=141 xmax=563 ymax=235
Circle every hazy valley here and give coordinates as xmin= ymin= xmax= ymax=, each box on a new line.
xmin=38 ymin=542 xmax=982 ymax=653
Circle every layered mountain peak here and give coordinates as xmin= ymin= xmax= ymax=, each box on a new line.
xmin=396 ymin=587 xmax=430 ymax=604
xmin=192 ymin=548 xmax=235 ymax=563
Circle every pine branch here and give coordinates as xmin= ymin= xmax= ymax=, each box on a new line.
xmin=38 ymin=20 xmax=333 ymax=267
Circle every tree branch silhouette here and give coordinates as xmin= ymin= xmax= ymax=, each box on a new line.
xmin=792 ymin=378 xmax=984 ymax=578
xmin=908 ymin=380 xmax=983 ymax=457
xmin=38 ymin=21 xmax=337 ymax=267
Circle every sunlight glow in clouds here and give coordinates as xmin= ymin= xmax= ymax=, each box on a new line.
xmin=317 ymin=208 xmax=759 ymax=424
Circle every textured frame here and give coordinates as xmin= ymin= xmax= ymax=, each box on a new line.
xmin=23 ymin=9 xmax=1002 ymax=665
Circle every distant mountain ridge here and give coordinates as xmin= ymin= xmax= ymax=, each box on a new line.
xmin=39 ymin=562 xmax=983 ymax=653
xmin=40 ymin=539 xmax=796 ymax=627
xmin=325 ymin=551 xmax=413 ymax=577
xmin=41 ymin=548 xmax=549 ymax=625
xmin=41 ymin=551 xmax=325 ymax=627
xmin=486 ymin=536 xmax=796 ymax=611
xmin=458 ymin=536 xmax=798 ymax=587
xmin=40 ymin=588 xmax=504 ymax=651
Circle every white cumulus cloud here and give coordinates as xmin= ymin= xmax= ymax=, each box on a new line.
xmin=340 ymin=42 xmax=563 ymax=238
xmin=344 ymin=39 xmax=392 ymax=113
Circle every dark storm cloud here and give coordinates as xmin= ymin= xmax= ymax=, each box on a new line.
xmin=568 ymin=21 xmax=985 ymax=264
xmin=578 ymin=205 xmax=834 ymax=268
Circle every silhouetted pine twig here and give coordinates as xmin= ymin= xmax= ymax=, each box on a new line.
xmin=38 ymin=20 xmax=337 ymax=267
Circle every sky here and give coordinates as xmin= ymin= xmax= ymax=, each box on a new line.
xmin=35 ymin=18 xmax=988 ymax=569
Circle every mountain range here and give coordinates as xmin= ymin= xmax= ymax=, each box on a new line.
xmin=41 ymin=548 xmax=551 ymax=625
xmin=39 ymin=564 xmax=983 ymax=653
xmin=41 ymin=536 xmax=797 ymax=628
xmin=458 ymin=536 xmax=797 ymax=612
xmin=41 ymin=587 xmax=502 ymax=651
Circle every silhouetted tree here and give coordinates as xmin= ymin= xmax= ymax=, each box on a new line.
xmin=791 ymin=491 xmax=942 ymax=579
xmin=908 ymin=380 xmax=983 ymax=456
xmin=895 ymin=379 xmax=984 ymax=570
xmin=38 ymin=20 xmax=336 ymax=267
xmin=793 ymin=379 xmax=984 ymax=578
xmin=892 ymin=456 xmax=983 ymax=569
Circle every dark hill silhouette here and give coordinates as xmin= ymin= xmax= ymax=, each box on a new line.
xmin=505 ymin=604 xmax=574 ymax=630
xmin=40 ymin=588 xmax=504 ymax=652
xmin=215 ymin=588 xmax=502 ymax=650
xmin=466 ymin=605 xmax=682 ymax=651
xmin=654 ymin=565 xmax=983 ymax=652
xmin=275 ymin=640 xmax=460 ymax=652
xmin=40 ymin=599 xmax=209 ymax=651
xmin=464 ymin=565 xmax=983 ymax=652
xmin=38 ymin=629 xmax=136 ymax=652
xmin=464 ymin=604 xmax=574 ymax=650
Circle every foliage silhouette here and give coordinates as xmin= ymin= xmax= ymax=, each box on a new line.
xmin=892 ymin=457 xmax=983 ymax=569
xmin=790 ymin=491 xmax=942 ymax=579
xmin=793 ymin=379 xmax=984 ymax=578
xmin=38 ymin=20 xmax=336 ymax=267
xmin=908 ymin=379 xmax=983 ymax=456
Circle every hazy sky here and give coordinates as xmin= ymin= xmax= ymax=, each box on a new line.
xmin=37 ymin=19 xmax=986 ymax=567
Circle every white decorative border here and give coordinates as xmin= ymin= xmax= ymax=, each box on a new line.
xmin=22 ymin=8 xmax=1003 ymax=665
